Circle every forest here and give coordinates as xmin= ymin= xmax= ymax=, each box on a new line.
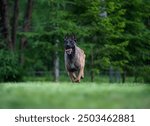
xmin=0 ymin=0 xmax=150 ymax=83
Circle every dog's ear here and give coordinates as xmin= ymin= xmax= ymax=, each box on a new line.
xmin=71 ymin=34 xmax=76 ymax=42
xmin=64 ymin=34 xmax=69 ymax=40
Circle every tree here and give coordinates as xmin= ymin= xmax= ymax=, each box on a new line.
xmin=71 ymin=0 xmax=128 ymax=81
xmin=20 ymin=0 xmax=33 ymax=66
xmin=53 ymin=40 xmax=59 ymax=82
xmin=0 ymin=0 xmax=12 ymax=50
xmin=123 ymin=0 xmax=150 ymax=82
xmin=0 ymin=0 xmax=22 ymax=82
xmin=0 ymin=0 xmax=149 ymax=83
xmin=33 ymin=0 xmax=81 ymax=81
xmin=11 ymin=0 xmax=19 ymax=51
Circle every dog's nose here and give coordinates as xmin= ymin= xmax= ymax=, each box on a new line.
xmin=67 ymin=42 xmax=70 ymax=46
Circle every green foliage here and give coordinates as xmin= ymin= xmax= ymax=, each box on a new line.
xmin=142 ymin=66 xmax=150 ymax=84
xmin=135 ymin=66 xmax=150 ymax=84
xmin=0 ymin=50 xmax=23 ymax=82
xmin=0 ymin=0 xmax=149 ymax=82
xmin=123 ymin=0 xmax=150 ymax=66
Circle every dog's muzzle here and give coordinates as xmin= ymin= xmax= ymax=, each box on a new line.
xmin=65 ymin=48 xmax=72 ymax=55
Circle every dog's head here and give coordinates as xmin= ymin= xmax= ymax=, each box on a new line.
xmin=64 ymin=34 xmax=76 ymax=55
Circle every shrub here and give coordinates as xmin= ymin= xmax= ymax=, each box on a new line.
xmin=0 ymin=50 xmax=23 ymax=82
xmin=141 ymin=66 xmax=150 ymax=84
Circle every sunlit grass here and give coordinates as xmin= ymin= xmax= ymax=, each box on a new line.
xmin=0 ymin=82 xmax=149 ymax=108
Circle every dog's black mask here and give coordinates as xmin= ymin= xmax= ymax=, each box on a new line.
xmin=64 ymin=35 xmax=76 ymax=55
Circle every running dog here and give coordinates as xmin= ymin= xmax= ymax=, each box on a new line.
xmin=64 ymin=34 xmax=85 ymax=83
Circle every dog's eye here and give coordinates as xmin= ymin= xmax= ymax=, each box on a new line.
xmin=64 ymin=40 xmax=68 ymax=44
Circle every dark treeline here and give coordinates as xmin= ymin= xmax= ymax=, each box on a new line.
xmin=0 ymin=0 xmax=150 ymax=83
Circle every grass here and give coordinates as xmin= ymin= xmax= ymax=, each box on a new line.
xmin=0 ymin=82 xmax=150 ymax=109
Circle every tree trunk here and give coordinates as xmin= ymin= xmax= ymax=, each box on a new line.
xmin=11 ymin=0 xmax=19 ymax=51
xmin=53 ymin=40 xmax=59 ymax=82
xmin=0 ymin=0 xmax=13 ymax=50
xmin=109 ymin=66 xmax=114 ymax=83
xmin=20 ymin=0 xmax=33 ymax=66
xmin=121 ymin=71 xmax=126 ymax=83
xmin=115 ymin=70 xmax=121 ymax=83
xmin=91 ymin=48 xmax=94 ymax=82
xmin=100 ymin=0 xmax=107 ymax=18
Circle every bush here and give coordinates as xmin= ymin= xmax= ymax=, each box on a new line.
xmin=142 ymin=66 xmax=150 ymax=84
xmin=0 ymin=50 xmax=23 ymax=82
xmin=134 ymin=66 xmax=150 ymax=84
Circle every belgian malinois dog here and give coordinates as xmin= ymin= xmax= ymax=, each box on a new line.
xmin=64 ymin=34 xmax=85 ymax=83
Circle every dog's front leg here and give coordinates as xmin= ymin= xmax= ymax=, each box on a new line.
xmin=72 ymin=72 xmax=77 ymax=80
xmin=68 ymin=72 xmax=75 ymax=82
xmin=75 ymin=68 xmax=83 ymax=83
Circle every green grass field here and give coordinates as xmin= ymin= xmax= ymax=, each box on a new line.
xmin=0 ymin=82 xmax=150 ymax=109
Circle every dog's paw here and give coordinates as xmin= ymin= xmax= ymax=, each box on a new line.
xmin=75 ymin=78 xmax=80 ymax=83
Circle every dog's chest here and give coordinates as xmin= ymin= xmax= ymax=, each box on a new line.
xmin=65 ymin=54 xmax=79 ymax=72
xmin=67 ymin=57 xmax=76 ymax=69
xmin=70 ymin=62 xmax=76 ymax=69
xmin=68 ymin=62 xmax=78 ymax=72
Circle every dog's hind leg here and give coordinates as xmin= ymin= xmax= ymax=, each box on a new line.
xmin=81 ymin=70 xmax=84 ymax=79
xmin=81 ymin=54 xmax=85 ymax=79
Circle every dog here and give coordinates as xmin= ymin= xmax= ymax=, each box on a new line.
xmin=64 ymin=34 xmax=85 ymax=83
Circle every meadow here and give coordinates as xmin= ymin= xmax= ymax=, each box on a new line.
xmin=0 ymin=82 xmax=149 ymax=109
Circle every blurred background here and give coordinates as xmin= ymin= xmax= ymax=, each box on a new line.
xmin=0 ymin=0 xmax=150 ymax=83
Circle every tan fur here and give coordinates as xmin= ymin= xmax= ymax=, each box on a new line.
xmin=65 ymin=46 xmax=85 ymax=83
